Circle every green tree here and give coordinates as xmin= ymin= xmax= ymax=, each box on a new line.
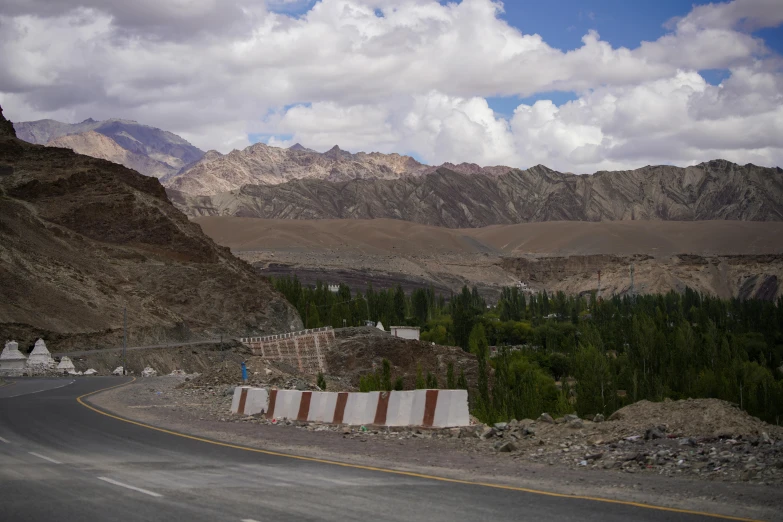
xmin=574 ymin=344 xmax=613 ymax=416
xmin=381 ymin=358 xmax=392 ymax=391
xmin=415 ymin=364 xmax=426 ymax=389
xmin=457 ymin=370 xmax=468 ymax=390
xmin=446 ymin=362 xmax=455 ymax=389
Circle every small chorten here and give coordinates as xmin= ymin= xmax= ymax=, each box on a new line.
xmin=56 ymin=356 xmax=75 ymax=372
xmin=0 ymin=340 xmax=27 ymax=371
xmin=27 ymin=338 xmax=54 ymax=369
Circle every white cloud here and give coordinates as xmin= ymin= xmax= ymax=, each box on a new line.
xmin=0 ymin=0 xmax=781 ymax=170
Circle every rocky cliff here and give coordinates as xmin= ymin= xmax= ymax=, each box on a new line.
xmin=0 ymin=105 xmax=301 ymax=351
xmin=14 ymin=117 xmax=204 ymax=179
xmin=164 ymin=143 xmax=431 ymax=195
xmin=170 ymin=162 xmax=783 ymax=226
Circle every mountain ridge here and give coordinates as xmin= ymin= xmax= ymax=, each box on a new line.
xmin=168 ymin=160 xmax=783 ymax=227
xmin=13 ymin=117 xmax=205 ymax=179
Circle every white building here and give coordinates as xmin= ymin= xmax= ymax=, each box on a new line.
xmin=328 ymin=284 xmax=340 ymax=293
xmin=0 ymin=340 xmax=27 ymax=372
xmin=57 ymin=356 xmax=75 ymax=372
xmin=390 ymin=326 xmax=420 ymax=340
xmin=27 ymin=338 xmax=54 ymax=369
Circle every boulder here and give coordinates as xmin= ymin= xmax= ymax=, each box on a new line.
xmin=645 ymin=425 xmax=667 ymax=440
xmin=83 ymin=369 xmax=98 ymax=375
xmin=141 ymin=367 xmax=157 ymax=377
xmin=538 ymin=413 xmax=554 ymax=424
xmin=112 ymin=366 xmax=125 ymax=376
xmin=495 ymin=441 xmax=517 ymax=453
xmin=593 ymin=413 xmax=605 ymax=423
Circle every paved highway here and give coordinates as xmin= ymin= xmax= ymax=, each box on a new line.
xmin=0 ymin=378 xmax=754 ymax=521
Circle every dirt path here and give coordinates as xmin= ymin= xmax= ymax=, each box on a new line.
xmin=87 ymin=377 xmax=783 ymax=521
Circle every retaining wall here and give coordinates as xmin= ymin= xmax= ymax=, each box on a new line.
xmin=231 ymin=387 xmax=469 ymax=428
xmin=239 ymin=327 xmax=334 ymax=374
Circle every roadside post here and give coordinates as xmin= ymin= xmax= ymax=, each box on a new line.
xmin=241 ymin=361 xmax=247 ymax=383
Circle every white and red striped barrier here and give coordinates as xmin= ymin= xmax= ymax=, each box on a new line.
xmin=231 ymin=387 xmax=469 ymax=428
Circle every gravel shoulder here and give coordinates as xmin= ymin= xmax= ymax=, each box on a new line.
xmin=87 ymin=376 xmax=783 ymax=521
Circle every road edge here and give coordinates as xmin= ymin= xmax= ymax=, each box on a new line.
xmin=78 ymin=379 xmax=764 ymax=522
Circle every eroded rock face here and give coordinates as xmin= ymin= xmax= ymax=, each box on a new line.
xmin=0 ymin=106 xmax=302 ymax=350
xmin=169 ymin=161 xmax=783 ymax=226
xmin=0 ymin=105 xmax=16 ymax=138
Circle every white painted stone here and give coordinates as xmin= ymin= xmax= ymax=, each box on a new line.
xmin=410 ymin=390 xmax=429 ymax=426
xmin=231 ymin=386 xmax=250 ymax=413
xmin=112 ymin=366 xmax=124 ymax=376
xmin=432 ymin=389 xmax=470 ymax=427
xmin=275 ymin=390 xmax=303 ymax=420
xmin=244 ymin=388 xmax=269 ymax=415
xmin=141 ymin=367 xmax=157 ymax=377
xmin=306 ymin=392 xmax=328 ymax=422
xmin=386 ymin=391 xmax=415 ymax=427
xmin=83 ymin=369 xmax=98 ymax=375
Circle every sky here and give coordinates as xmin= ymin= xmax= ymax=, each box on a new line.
xmin=0 ymin=0 xmax=782 ymax=172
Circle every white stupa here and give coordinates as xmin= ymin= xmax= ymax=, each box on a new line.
xmin=27 ymin=338 xmax=55 ymax=369
xmin=0 ymin=340 xmax=27 ymax=371
xmin=56 ymin=356 xmax=76 ymax=372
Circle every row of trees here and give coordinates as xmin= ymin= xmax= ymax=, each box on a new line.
xmin=270 ymin=276 xmax=449 ymax=329
xmin=271 ymin=276 xmax=783 ymax=424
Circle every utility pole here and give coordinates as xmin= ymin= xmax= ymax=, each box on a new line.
xmin=122 ymin=307 xmax=127 ymax=376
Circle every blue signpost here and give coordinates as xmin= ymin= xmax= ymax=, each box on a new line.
xmin=241 ymin=361 xmax=247 ymax=383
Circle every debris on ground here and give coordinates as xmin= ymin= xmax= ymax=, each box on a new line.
xmin=152 ymin=377 xmax=783 ymax=486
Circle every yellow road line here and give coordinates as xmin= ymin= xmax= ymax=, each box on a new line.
xmin=77 ymin=379 xmax=763 ymax=522
xmin=0 ymin=380 xmax=16 ymax=388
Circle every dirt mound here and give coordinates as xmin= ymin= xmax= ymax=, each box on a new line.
xmin=327 ymin=327 xmax=478 ymax=389
xmin=178 ymin=355 xmax=318 ymax=391
xmin=608 ymin=398 xmax=783 ymax=439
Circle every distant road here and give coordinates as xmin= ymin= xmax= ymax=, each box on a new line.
xmin=60 ymin=338 xmax=226 ymax=358
xmin=0 ymin=378 xmax=747 ymax=522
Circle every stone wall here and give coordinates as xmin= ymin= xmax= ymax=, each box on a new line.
xmin=239 ymin=327 xmax=334 ymax=374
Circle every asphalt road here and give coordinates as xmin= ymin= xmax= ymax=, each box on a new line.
xmin=0 ymin=378 xmax=749 ymax=522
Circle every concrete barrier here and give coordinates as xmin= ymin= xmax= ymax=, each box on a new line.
xmin=230 ymin=387 xmax=470 ymax=427
xmin=231 ymin=386 xmax=269 ymax=415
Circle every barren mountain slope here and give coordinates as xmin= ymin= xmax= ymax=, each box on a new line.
xmin=173 ymin=161 xmax=783 ymax=226
xmin=14 ymin=117 xmax=204 ymax=172
xmin=47 ymin=131 xmax=178 ymax=178
xmin=0 ymin=105 xmax=300 ymax=351
xmin=195 ymin=217 xmax=783 ymax=301
xmin=164 ymin=143 xmax=430 ymax=195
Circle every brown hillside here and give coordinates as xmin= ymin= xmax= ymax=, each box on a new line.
xmin=0 ymin=105 xmax=301 ymax=352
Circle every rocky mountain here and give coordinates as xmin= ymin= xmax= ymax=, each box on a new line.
xmin=0 ymin=105 xmax=300 ymax=351
xmin=169 ymin=161 xmax=783 ymax=227
xmin=47 ymin=131 xmax=177 ymax=179
xmin=163 ymin=142 xmax=430 ymax=195
xmin=14 ymin=117 xmax=204 ymax=179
